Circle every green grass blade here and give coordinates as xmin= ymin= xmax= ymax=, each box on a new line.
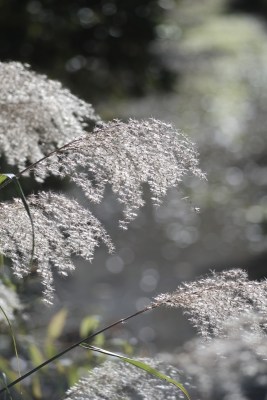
xmin=0 ymin=372 xmax=13 ymax=400
xmin=0 ymin=305 xmax=21 ymax=389
xmin=81 ymin=344 xmax=190 ymax=400
xmin=0 ymin=174 xmax=11 ymax=186
xmin=12 ymin=177 xmax=35 ymax=268
xmin=0 ymin=174 xmax=35 ymax=268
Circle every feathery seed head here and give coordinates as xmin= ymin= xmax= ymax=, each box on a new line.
xmin=154 ymin=269 xmax=267 ymax=339
xmin=0 ymin=62 xmax=100 ymax=172
xmin=36 ymin=118 xmax=205 ymax=227
xmin=179 ymin=315 xmax=267 ymax=400
xmin=64 ymin=358 xmax=185 ymax=400
xmin=0 ymin=192 xmax=113 ymax=303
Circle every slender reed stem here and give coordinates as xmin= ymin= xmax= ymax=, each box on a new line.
xmin=0 ymin=304 xmax=156 ymax=394
xmin=0 ymin=136 xmax=81 ymax=192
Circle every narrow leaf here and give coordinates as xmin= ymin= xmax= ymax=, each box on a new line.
xmin=0 ymin=174 xmax=9 ymax=186
xmin=0 ymin=305 xmax=21 ymax=381
xmin=0 ymin=372 xmax=13 ymax=400
xmin=81 ymin=344 xmax=190 ymax=400
xmin=28 ymin=344 xmax=45 ymax=368
xmin=79 ymin=316 xmax=99 ymax=338
xmin=47 ymin=309 xmax=68 ymax=341
xmin=32 ymin=375 xmax=42 ymax=399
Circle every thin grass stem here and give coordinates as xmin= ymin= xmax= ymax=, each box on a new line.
xmin=0 ymin=136 xmax=81 ymax=192
xmin=0 ymin=304 xmax=156 ymax=394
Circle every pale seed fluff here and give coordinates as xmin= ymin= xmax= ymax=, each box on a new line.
xmin=64 ymin=358 xmax=186 ymax=400
xmin=0 ymin=62 xmax=205 ymax=303
xmin=179 ymin=314 xmax=267 ymax=400
xmin=36 ymin=118 xmax=205 ymax=228
xmin=154 ymin=269 xmax=267 ymax=339
xmin=0 ymin=61 xmax=100 ymax=172
xmin=0 ymin=192 xmax=114 ymax=303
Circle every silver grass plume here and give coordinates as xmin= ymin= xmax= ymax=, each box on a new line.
xmin=154 ymin=269 xmax=267 ymax=339
xmin=0 ymin=192 xmax=114 ymax=303
xmin=178 ymin=314 xmax=267 ymax=400
xmin=35 ymin=119 xmax=204 ymax=228
xmin=0 ymin=62 xmax=204 ymax=301
xmin=64 ymin=358 xmax=186 ymax=400
xmin=64 ymin=270 xmax=267 ymax=400
xmin=0 ymin=62 xmax=100 ymax=172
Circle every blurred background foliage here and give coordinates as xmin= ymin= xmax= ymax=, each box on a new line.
xmin=0 ymin=0 xmax=177 ymax=100
xmin=1 ymin=0 xmax=267 ymax=397
xmin=229 ymin=0 xmax=267 ymax=16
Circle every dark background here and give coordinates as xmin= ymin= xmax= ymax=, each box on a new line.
xmin=0 ymin=0 xmax=177 ymax=101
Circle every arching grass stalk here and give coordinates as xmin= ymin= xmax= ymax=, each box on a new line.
xmin=0 ymin=137 xmax=81 ymax=193
xmin=0 ymin=372 xmax=13 ymax=400
xmin=0 ymin=304 xmax=157 ymax=394
xmin=0 ymin=305 xmax=21 ymax=396
xmin=0 ymin=174 xmax=35 ymax=269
